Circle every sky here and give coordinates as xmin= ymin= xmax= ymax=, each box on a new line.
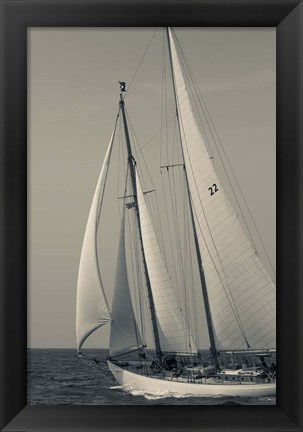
xmin=28 ymin=28 xmax=276 ymax=349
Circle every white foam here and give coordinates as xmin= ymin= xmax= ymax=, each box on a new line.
xmin=109 ymin=385 xmax=254 ymax=401
xmin=123 ymin=387 xmax=221 ymax=400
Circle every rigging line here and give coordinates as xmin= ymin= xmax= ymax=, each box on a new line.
xmin=160 ymin=27 xmax=169 ymax=167
xmin=162 ymin=28 xmax=171 ymax=166
xmin=237 ymin=281 xmax=275 ymax=307
xmin=173 ymin=30 xmax=260 ymax=258
xmin=124 ymin=107 xmax=168 ymax=277
xmin=118 ymin=157 xmax=143 ymax=341
xmin=177 ymin=43 xmax=260 ymax=262
xmin=182 ymin=179 xmax=190 ymax=334
xmin=168 ymin=165 xmax=189 ymax=349
xmin=171 ymin=30 xmax=213 ymax=158
xmin=169 ymin=41 xmax=251 ymax=349
xmin=97 ymin=109 xmax=120 ymax=225
xmin=124 ymin=108 xmax=167 ymax=259
xmin=164 ymin=170 xmax=184 ymax=311
xmin=174 ymin=31 xmax=275 ymax=277
xmin=124 ymin=108 xmax=155 ymax=213
xmin=183 ymin=141 xmax=251 ymax=348
xmin=148 ymin=29 xmax=170 ymax=263
xmin=167 ymin=29 xmax=220 ymax=365
xmin=77 ymin=356 xmax=104 ymax=372
xmin=140 ymin=176 xmax=192 ymax=352
xmin=229 ymin=314 xmax=275 ymax=350
xmin=167 ymin=187 xmax=193 ymax=352
xmin=216 ymin=286 xmax=268 ymax=324
xmin=145 ymin=190 xmax=168 ymax=266
xmin=158 ymin=34 xmax=183 ymax=266
xmin=227 ymin=266 xmax=273 ymax=295
xmin=124 ymin=27 xmax=158 ymax=99
xmin=124 ymin=107 xmax=155 ymax=190
xmin=137 ymin=254 xmax=146 ymax=344
xmin=117 ymin=114 xmax=128 ymax=220
xmin=173 ymin=94 xmax=251 ymax=349
xmin=117 ymin=115 xmax=126 ymax=219
xmin=185 ymin=179 xmax=200 ymax=348
xmin=133 ymin=319 xmax=142 ymax=354
xmin=160 ymin=28 xmax=165 ymax=167
xmin=133 ymin=218 xmax=147 ymax=344
xmin=182 ymin=177 xmax=191 ymax=336
xmin=164 ymin=32 xmax=169 ymax=166
xmin=181 ymin=170 xmax=191 ymax=349
xmin=117 ymin=113 xmax=122 ymax=218
xmin=185 ymin=183 xmax=197 ymax=352
xmin=154 ymin=193 xmax=167 ymax=264
xmin=133 ymin=116 xmax=175 ymax=156
xmin=222 ymin=298 xmax=274 ymax=348
xmin=238 ymin=300 xmax=275 ymax=330
xmin=124 ymin=178 xmax=147 ymax=344
xmin=252 ymin=324 xmax=276 ymax=348
xmin=161 ymin=38 xmax=185 ymax=305
xmin=168 ymin=125 xmax=189 ymax=320
xmin=95 ymin=110 xmax=120 ymax=319
xmin=112 ymin=317 xmax=141 ymax=342
xmin=125 ymin=201 xmax=143 ymax=343
xmin=142 ymin=349 xmax=167 ymax=372
xmin=160 ymin=172 xmax=182 ymax=307
xmin=242 ymin=314 xmax=275 ymax=341
xmin=122 ymin=164 xmax=130 ymax=199
xmin=135 ymin=213 xmax=148 ymax=345
xmin=171 ymin=110 xmax=177 ymax=165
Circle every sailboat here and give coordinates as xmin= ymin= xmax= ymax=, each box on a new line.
xmin=76 ymin=28 xmax=276 ymax=398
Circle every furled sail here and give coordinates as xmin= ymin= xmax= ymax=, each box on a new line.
xmin=168 ymin=28 xmax=276 ymax=351
xmin=76 ymin=130 xmax=116 ymax=352
xmin=136 ymin=173 xmax=197 ymax=354
xmin=109 ymin=206 xmax=143 ymax=357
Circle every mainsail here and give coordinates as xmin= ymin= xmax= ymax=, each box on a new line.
xmin=109 ymin=207 xmax=143 ymax=357
xmin=136 ymin=173 xmax=197 ymax=354
xmin=168 ymin=28 xmax=276 ymax=351
xmin=76 ymin=130 xmax=116 ymax=352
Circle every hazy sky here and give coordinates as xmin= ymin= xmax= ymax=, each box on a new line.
xmin=28 ymin=28 xmax=276 ymax=349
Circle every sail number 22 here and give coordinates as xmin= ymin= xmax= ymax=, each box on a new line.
xmin=208 ymin=183 xmax=219 ymax=196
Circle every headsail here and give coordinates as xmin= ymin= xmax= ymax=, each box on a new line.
xmin=109 ymin=206 xmax=143 ymax=357
xmin=168 ymin=28 xmax=276 ymax=351
xmin=136 ymin=173 xmax=197 ymax=354
xmin=76 ymin=128 xmax=116 ymax=352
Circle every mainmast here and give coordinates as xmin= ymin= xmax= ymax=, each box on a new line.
xmin=119 ymin=86 xmax=162 ymax=359
xmin=165 ymin=28 xmax=219 ymax=370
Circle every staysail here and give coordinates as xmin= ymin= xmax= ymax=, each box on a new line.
xmin=136 ymin=173 xmax=197 ymax=354
xmin=109 ymin=206 xmax=143 ymax=357
xmin=168 ymin=28 xmax=276 ymax=351
xmin=76 ymin=129 xmax=116 ymax=352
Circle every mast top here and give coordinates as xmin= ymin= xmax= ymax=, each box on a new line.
xmin=119 ymin=81 xmax=126 ymax=97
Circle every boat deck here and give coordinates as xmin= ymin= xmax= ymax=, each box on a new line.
xmin=112 ymin=361 xmax=275 ymax=385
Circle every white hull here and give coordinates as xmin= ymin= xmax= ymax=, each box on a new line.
xmin=108 ymin=361 xmax=276 ymax=398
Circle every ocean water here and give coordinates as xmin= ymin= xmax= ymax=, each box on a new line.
xmin=27 ymin=349 xmax=276 ymax=405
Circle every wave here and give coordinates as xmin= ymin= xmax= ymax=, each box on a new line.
xmin=109 ymin=385 xmax=226 ymax=401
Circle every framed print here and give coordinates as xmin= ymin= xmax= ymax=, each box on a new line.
xmin=1 ymin=0 xmax=302 ymax=431
xmin=26 ymin=25 xmax=278 ymax=407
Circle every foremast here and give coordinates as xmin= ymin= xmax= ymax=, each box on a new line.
xmin=165 ymin=27 xmax=219 ymax=370
xmin=119 ymin=89 xmax=162 ymax=359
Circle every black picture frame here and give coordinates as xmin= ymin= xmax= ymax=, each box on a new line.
xmin=0 ymin=0 xmax=302 ymax=431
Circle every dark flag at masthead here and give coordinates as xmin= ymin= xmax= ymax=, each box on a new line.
xmin=119 ymin=81 xmax=126 ymax=92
